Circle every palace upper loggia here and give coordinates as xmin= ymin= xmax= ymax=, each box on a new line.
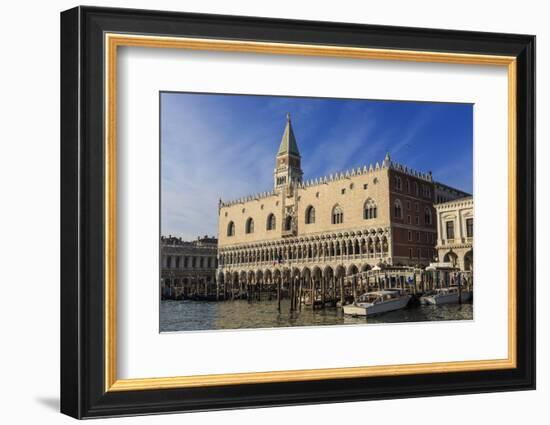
xmin=216 ymin=113 xmax=470 ymax=288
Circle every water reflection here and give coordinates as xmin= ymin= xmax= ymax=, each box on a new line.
xmin=160 ymin=299 xmax=473 ymax=332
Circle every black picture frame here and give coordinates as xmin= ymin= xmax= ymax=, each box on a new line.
xmin=61 ymin=5 xmax=535 ymax=419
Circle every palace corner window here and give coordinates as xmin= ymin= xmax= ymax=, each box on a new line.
xmin=227 ymin=221 xmax=235 ymax=237
xmin=266 ymin=213 xmax=276 ymax=230
xmin=305 ymin=206 xmax=316 ymax=224
xmin=245 ymin=217 xmax=254 ymax=234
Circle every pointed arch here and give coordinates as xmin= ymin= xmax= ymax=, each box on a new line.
xmin=363 ymin=198 xmax=377 ymax=220
xmin=305 ymin=205 xmax=316 ymax=224
xmin=331 ymin=204 xmax=344 ymax=224
xmin=394 ymin=175 xmax=402 ymax=190
xmin=245 ymin=217 xmax=254 ymax=234
xmin=394 ymin=199 xmax=403 ymax=219
xmin=284 ymin=215 xmax=293 ymax=231
xmin=424 ymin=207 xmax=432 ymax=225
xmin=227 ymin=221 xmax=235 ymax=237
xmin=464 ymin=250 xmax=474 ymax=271
xmin=266 ymin=213 xmax=276 ymax=230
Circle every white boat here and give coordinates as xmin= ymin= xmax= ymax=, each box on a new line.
xmin=420 ymin=287 xmax=472 ymax=305
xmin=343 ymin=290 xmax=411 ymax=317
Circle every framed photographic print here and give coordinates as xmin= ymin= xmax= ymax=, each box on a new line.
xmin=60 ymin=6 xmax=535 ymax=419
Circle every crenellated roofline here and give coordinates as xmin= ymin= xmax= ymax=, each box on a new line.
xmin=219 ymin=154 xmax=435 ymax=208
xmin=219 ymin=189 xmax=279 ymax=208
xmin=296 ymin=155 xmax=433 ymax=190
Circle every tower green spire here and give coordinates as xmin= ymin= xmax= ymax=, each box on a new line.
xmin=274 ymin=113 xmax=303 ymax=189
xmin=277 ymin=113 xmax=300 ymax=156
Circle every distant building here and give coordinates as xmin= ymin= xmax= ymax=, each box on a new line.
xmin=216 ymin=114 xmax=470 ymax=291
xmin=435 ymin=182 xmax=471 ymax=204
xmin=434 ymin=197 xmax=473 ymax=271
xmin=160 ymin=235 xmax=218 ymax=299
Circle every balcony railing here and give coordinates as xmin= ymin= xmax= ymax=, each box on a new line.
xmin=219 ymin=251 xmax=391 ymax=268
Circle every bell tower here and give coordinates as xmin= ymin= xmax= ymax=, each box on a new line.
xmin=274 ymin=113 xmax=303 ymax=190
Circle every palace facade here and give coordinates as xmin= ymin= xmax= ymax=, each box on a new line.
xmin=434 ymin=197 xmax=474 ymax=271
xmin=216 ymin=114 xmax=469 ymax=290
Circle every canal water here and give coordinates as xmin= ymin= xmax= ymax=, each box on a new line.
xmin=160 ymin=299 xmax=473 ymax=332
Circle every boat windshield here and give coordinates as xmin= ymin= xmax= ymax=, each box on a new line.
xmin=439 ymin=287 xmax=458 ymax=294
xmin=357 ymin=292 xmax=397 ymax=303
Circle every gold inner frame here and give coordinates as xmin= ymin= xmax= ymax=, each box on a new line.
xmin=104 ymin=33 xmax=517 ymax=392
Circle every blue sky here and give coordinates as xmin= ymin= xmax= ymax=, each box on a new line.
xmin=161 ymin=92 xmax=473 ymax=240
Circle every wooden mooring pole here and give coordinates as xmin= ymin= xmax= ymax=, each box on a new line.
xmin=321 ymin=276 xmax=326 ymax=308
xmin=298 ymin=277 xmax=303 ymax=312
xmin=340 ymin=276 xmax=345 ymax=306
xmin=277 ymin=278 xmax=281 ymax=312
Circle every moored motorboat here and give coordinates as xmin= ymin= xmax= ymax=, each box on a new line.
xmin=343 ymin=290 xmax=411 ymax=317
xmin=420 ymin=287 xmax=472 ymax=305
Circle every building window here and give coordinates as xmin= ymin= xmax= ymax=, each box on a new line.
xmin=407 ymin=201 xmax=411 ymax=210
xmin=305 ymin=206 xmax=316 ymax=224
xmin=446 ymin=221 xmax=455 ymax=239
xmin=363 ymin=199 xmax=377 ymax=220
xmin=394 ymin=199 xmax=403 ymax=219
xmin=332 ymin=205 xmax=344 ymax=224
xmin=416 ymin=231 xmax=420 ymax=241
xmin=349 ymin=183 xmax=354 ymax=190
xmin=415 ymin=216 xmax=419 ymax=225
xmin=423 ymin=186 xmax=431 ymax=198
xmin=408 ymin=231 xmax=412 ymax=242
xmin=394 ymin=175 xmax=402 ymax=190
xmin=363 ymin=183 xmax=368 ymax=190
xmin=166 ymin=256 xmax=172 ymax=269
xmin=341 ymin=188 xmax=346 ymax=195
xmin=245 ymin=217 xmax=254 ymax=234
xmin=409 ymin=248 xmax=413 ymax=258
xmin=466 ymin=218 xmax=474 ymax=237
xmin=227 ymin=221 xmax=235 ymax=237
xmin=284 ymin=215 xmax=293 ymax=231
xmin=415 ymin=202 xmax=419 ymax=212
xmin=407 ymin=215 xmax=411 ymax=224
xmin=266 ymin=213 xmax=276 ymax=230
xmin=414 ymin=182 xmax=419 ymax=196
xmin=424 ymin=207 xmax=432 ymax=225
xmin=405 ymin=179 xmax=410 ymax=193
